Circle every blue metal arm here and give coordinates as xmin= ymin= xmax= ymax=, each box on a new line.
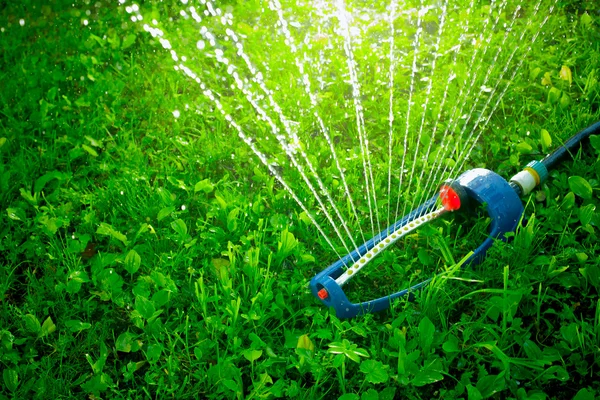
xmin=309 ymin=196 xmax=439 ymax=319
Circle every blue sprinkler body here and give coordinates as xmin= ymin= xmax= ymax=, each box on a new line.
xmin=309 ymin=168 xmax=524 ymax=319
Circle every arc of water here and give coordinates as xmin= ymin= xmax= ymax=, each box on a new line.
xmin=386 ymin=0 xmax=399 ymax=230
xmin=216 ymin=24 xmax=362 ymax=257
xmin=393 ymin=0 xmax=425 ymax=223
xmin=267 ymin=0 xmax=367 ymax=246
xmin=195 ymin=27 xmax=359 ymax=259
xmin=446 ymin=0 xmax=527 ymax=162
xmin=134 ymin=15 xmax=344 ymax=258
xmin=430 ymin=0 xmax=546 ymax=193
xmin=414 ymin=0 xmax=509 ymax=208
xmin=400 ymin=0 xmax=448 ymax=223
xmin=411 ymin=0 xmax=476 ymax=218
xmin=449 ymin=0 xmax=553 ymax=179
xmin=335 ymin=0 xmax=381 ymax=239
xmin=190 ymin=0 xmax=363 ymax=257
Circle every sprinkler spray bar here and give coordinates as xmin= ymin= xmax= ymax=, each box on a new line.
xmin=310 ymin=121 xmax=600 ymax=318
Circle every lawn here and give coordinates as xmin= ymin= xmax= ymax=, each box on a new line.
xmin=1 ymin=0 xmax=600 ymax=398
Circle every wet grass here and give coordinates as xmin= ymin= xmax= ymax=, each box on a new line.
xmin=1 ymin=0 xmax=600 ymax=398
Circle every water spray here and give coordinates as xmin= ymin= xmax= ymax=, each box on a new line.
xmin=310 ymin=121 xmax=600 ymax=318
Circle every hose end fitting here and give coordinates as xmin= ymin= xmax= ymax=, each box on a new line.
xmin=509 ymin=160 xmax=548 ymax=196
xmin=525 ymin=160 xmax=549 ymax=184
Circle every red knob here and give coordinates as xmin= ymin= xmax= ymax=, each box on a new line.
xmin=440 ymin=185 xmax=461 ymax=211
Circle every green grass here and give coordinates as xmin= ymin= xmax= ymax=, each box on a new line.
xmin=1 ymin=0 xmax=600 ymax=398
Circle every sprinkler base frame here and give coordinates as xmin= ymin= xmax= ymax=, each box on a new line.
xmin=309 ymin=168 xmax=524 ymax=318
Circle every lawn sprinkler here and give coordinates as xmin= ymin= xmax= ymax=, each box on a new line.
xmin=310 ymin=121 xmax=600 ymax=318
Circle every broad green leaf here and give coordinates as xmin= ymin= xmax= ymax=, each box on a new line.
xmin=135 ymin=295 xmax=155 ymax=320
xmin=34 ymin=170 xmax=69 ymax=193
xmin=466 ymin=384 xmax=483 ymax=400
xmin=66 ymin=279 xmax=83 ymax=294
xmin=39 ymin=215 xmax=63 ymax=236
xmin=590 ymin=135 xmax=600 ymax=155
xmin=96 ymin=223 xmax=128 ymax=246
xmin=243 ymin=349 xmax=263 ymax=362
xmin=412 ymin=358 xmax=444 ymax=386
xmin=278 ymin=229 xmax=297 ymax=255
xmin=476 ymin=374 xmax=506 ymax=398
xmin=360 ymin=389 xmax=379 ymax=400
xmin=146 ymin=343 xmax=163 ymax=362
xmin=227 ymin=208 xmax=239 ymax=232
xmin=442 ymin=334 xmax=459 ymax=353
xmin=540 ymin=129 xmax=552 ymax=152
xmin=578 ymin=204 xmax=596 ymax=226
xmin=548 ymin=87 xmax=561 ymax=103
xmin=85 ymin=135 xmax=102 ymax=147
xmin=523 ymin=340 xmax=543 ymax=360
xmin=581 ymin=12 xmax=593 ymax=27
xmin=194 ymin=178 xmax=214 ymax=193
xmin=116 ymin=331 xmax=136 ymax=353
xmin=171 ymin=218 xmax=187 ymax=236
xmin=40 ymin=316 xmax=56 ymax=337
xmin=23 ymin=314 xmax=41 ymax=335
xmin=296 ymin=334 xmax=315 ymax=352
xmin=81 ymin=372 xmax=112 ymax=394
xmin=568 ymin=176 xmax=593 ymax=200
xmin=152 ymin=289 xmax=170 ymax=308
xmin=157 ymin=206 xmax=175 ymax=221
xmin=411 ymin=368 xmax=444 ymax=386
xmin=3 ymin=368 xmax=19 ymax=393
xmin=560 ymin=92 xmax=571 ymax=108
xmin=6 ymin=207 xmax=25 ymax=221
xmin=360 ymin=360 xmax=389 ymax=384
xmin=122 ymin=33 xmax=137 ymax=49
xmin=212 ymin=258 xmax=230 ymax=280
xmin=0 ymin=137 xmax=6 ymax=148
xmin=124 ymin=249 xmax=142 ymax=275
xmin=541 ymin=71 xmax=552 ymax=86
xmin=379 ymin=387 xmax=397 ymax=400
xmin=559 ymin=65 xmax=572 ymax=84
xmin=69 ymin=270 xmax=90 ymax=283
xmin=65 ymin=320 xmax=92 ymax=332
xmin=516 ymin=142 xmax=533 ymax=154
xmin=561 ymin=192 xmax=575 ymax=210
xmin=82 ymin=144 xmax=98 ymax=157
xmin=573 ymin=388 xmax=595 ymax=400
xmin=299 ymin=211 xmax=312 ymax=225
xmin=418 ymin=316 xmax=435 ymax=355
xmin=194 ymin=347 xmax=202 ymax=360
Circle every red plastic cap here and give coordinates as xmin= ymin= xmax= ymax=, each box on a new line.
xmin=440 ymin=185 xmax=461 ymax=211
xmin=317 ymin=288 xmax=329 ymax=300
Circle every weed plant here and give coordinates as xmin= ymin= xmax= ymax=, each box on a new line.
xmin=1 ymin=0 xmax=600 ymax=399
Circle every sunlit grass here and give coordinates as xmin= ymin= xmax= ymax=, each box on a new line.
xmin=1 ymin=0 xmax=600 ymax=398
